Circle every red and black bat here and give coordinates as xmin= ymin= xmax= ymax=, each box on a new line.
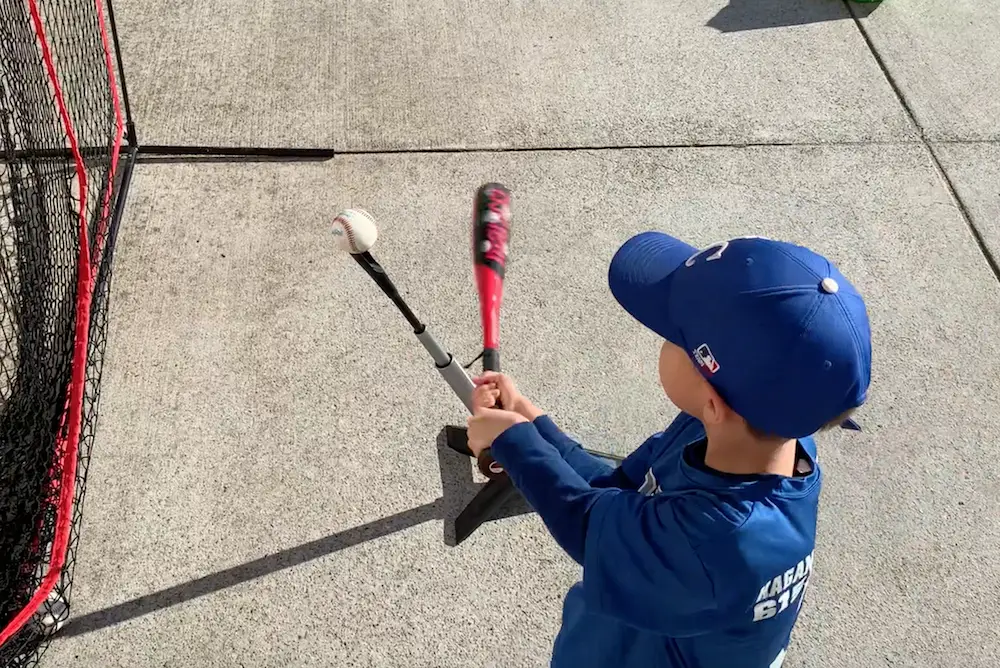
xmin=472 ymin=182 xmax=511 ymax=478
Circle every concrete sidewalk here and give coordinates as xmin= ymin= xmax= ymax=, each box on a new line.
xmin=42 ymin=0 xmax=1000 ymax=666
xmin=114 ymin=0 xmax=915 ymax=149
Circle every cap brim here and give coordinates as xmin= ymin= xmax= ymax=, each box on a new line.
xmin=608 ymin=231 xmax=698 ymax=341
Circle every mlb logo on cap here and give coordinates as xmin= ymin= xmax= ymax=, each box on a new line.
xmin=693 ymin=344 xmax=720 ymax=376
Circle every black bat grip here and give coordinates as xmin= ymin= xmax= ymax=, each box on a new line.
xmin=476 ymin=348 xmax=505 ymax=478
xmin=481 ymin=348 xmax=500 ymax=373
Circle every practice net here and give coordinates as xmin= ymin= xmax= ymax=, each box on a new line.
xmin=0 ymin=0 xmax=127 ymax=665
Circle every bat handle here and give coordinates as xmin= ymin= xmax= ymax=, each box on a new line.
xmin=477 ymin=450 xmax=505 ymax=478
xmin=481 ymin=348 xmax=500 ymax=374
xmin=476 ymin=347 xmax=505 ymax=478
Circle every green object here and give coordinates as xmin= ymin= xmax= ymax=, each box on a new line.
xmin=852 ymin=0 xmax=881 ymax=3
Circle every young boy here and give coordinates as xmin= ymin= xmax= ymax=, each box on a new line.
xmin=466 ymin=232 xmax=872 ymax=668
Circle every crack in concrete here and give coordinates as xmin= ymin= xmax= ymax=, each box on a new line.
xmin=842 ymin=0 xmax=1000 ymax=285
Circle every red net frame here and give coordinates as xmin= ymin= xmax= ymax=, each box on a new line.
xmin=0 ymin=0 xmax=128 ymax=664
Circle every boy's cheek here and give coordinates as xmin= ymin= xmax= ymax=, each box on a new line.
xmin=659 ymin=350 xmax=705 ymax=416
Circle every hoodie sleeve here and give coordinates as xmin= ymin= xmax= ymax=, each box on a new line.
xmin=530 ymin=415 xmax=620 ymax=484
xmin=581 ymin=490 xmax=719 ymax=635
xmin=490 ymin=421 xmax=605 ymax=562
xmin=530 ymin=415 xmax=668 ymax=490
xmin=491 ymin=422 xmax=718 ymax=634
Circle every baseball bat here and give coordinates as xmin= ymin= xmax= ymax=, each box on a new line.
xmin=472 ymin=182 xmax=512 ymax=478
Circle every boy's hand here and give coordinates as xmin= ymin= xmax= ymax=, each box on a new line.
xmin=471 ymin=381 xmax=501 ymax=410
xmin=472 ymin=371 xmax=544 ymax=421
xmin=466 ymin=406 xmax=528 ymax=457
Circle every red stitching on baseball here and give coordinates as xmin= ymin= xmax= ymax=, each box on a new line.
xmin=335 ymin=214 xmax=359 ymax=252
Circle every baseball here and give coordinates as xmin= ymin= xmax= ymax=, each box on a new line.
xmin=332 ymin=209 xmax=378 ymax=254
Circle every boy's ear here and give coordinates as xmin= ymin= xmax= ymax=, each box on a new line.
xmin=700 ymin=384 xmax=731 ymax=427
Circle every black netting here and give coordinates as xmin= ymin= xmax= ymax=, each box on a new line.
xmin=0 ymin=0 xmax=126 ymax=665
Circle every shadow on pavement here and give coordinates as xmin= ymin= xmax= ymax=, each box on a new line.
xmin=55 ymin=433 xmax=531 ymax=639
xmin=846 ymin=1 xmax=882 ymax=19
xmin=707 ymin=0 xmax=882 ymax=32
xmin=435 ymin=428 xmax=532 ymax=546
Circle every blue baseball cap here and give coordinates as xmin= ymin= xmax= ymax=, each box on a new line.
xmin=609 ymin=232 xmax=871 ymax=438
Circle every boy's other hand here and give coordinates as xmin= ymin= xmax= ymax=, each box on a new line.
xmin=466 ymin=406 xmax=528 ymax=457
xmin=471 ymin=381 xmax=501 ymax=410
xmin=472 ymin=371 xmax=544 ymax=420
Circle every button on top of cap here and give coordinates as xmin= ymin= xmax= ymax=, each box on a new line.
xmin=820 ymin=277 xmax=839 ymax=294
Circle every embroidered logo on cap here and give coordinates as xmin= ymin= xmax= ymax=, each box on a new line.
xmin=694 ymin=344 xmax=720 ymax=375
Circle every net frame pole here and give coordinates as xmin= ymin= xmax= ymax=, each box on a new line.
xmin=104 ymin=0 xmax=136 ymax=147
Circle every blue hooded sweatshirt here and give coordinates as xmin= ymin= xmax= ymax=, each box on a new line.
xmin=490 ymin=412 xmax=820 ymax=668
